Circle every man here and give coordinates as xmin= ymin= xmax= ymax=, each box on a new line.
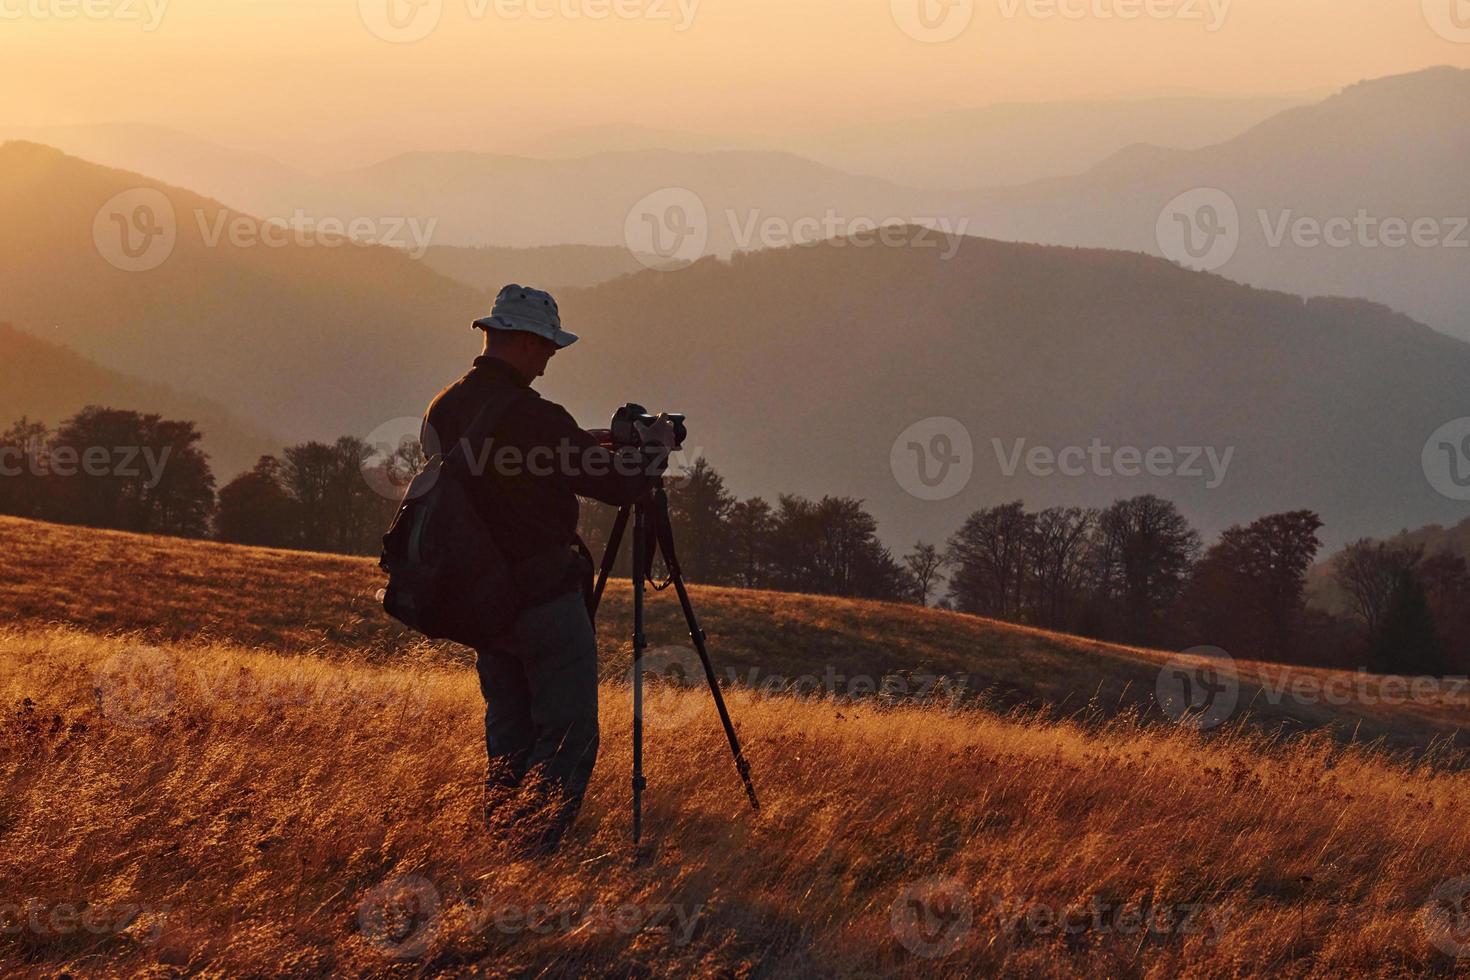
xmin=422 ymin=284 xmax=674 ymax=853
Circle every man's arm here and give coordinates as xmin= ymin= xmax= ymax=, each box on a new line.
xmin=530 ymin=401 xmax=658 ymax=507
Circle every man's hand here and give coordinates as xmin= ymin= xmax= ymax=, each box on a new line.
xmin=635 ymin=413 xmax=680 ymax=450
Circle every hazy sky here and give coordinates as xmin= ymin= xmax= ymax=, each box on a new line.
xmin=3 ymin=0 xmax=1467 ymax=152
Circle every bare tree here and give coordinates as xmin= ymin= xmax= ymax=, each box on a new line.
xmin=1093 ymin=495 xmax=1201 ymax=645
xmin=1025 ymin=507 xmax=1097 ymax=629
xmin=903 ymin=541 xmax=948 ymax=607
xmin=1333 ymin=539 xmax=1423 ymax=636
xmin=946 ymin=502 xmax=1034 ymax=620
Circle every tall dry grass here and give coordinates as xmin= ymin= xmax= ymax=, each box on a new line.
xmin=4 ymin=627 xmax=1470 ymax=977
xmin=4 ymin=515 xmax=1466 ymax=750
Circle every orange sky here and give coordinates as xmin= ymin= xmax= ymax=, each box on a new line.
xmin=3 ymin=0 xmax=1467 ymax=150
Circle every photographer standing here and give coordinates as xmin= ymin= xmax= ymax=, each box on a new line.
xmin=422 ymin=284 xmax=676 ymax=854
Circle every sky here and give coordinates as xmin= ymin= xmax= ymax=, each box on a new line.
xmin=2 ymin=0 xmax=1468 ymax=155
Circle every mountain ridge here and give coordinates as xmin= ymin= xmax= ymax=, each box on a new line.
xmin=5 ymin=143 xmax=1467 ymax=553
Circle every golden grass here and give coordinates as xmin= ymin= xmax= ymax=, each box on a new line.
xmin=5 ymin=627 xmax=1470 ymax=977
xmin=3 ymin=514 xmax=1466 ymax=752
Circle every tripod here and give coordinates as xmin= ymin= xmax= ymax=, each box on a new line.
xmin=589 ymin=476 xmax=760 ymax=845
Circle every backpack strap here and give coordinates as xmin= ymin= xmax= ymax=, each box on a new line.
xmin=443 ymin=385 xmax=532 ymax=478
xmin=440 ymin=382 xmax=583 ymax=608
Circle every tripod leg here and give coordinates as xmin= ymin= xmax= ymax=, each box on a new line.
xmin=590 ymin=504 xmax=632 ymax=622
xmin=631 ymin=504 xmax=648 ymax=845
xmin=651 ymin=490 xmax=760 ymax=813
xmin=666 ymin=572 xmax=760 ymax=812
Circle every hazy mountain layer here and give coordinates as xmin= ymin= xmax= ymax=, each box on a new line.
xmin=5 ymin=142 xmax=1467 ymax=552
xmin=0 ymin=323 xmax=278 ymax=478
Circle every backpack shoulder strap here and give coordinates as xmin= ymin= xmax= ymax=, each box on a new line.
xmin=444 ymin=385 xmax=533 ymax=476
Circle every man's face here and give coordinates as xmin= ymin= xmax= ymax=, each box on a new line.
xmin=524 ymin=334 xmax=560 ymax=378
xmin=508 ymin=332 xmax=560 ymax=378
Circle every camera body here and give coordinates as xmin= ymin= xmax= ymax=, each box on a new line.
xmin=590 ymin=403 xmax=688 ymax=451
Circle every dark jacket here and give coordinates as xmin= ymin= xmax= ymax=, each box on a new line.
xmin=423 ymin=356 xmax=651 ymax=604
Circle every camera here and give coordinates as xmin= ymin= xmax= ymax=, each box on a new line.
xmin=590 ymin=403 xmax=688 ymax=451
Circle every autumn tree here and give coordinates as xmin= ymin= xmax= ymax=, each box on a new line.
xmin=768 ymin=495 xmax=904 ymax=600
xmin=1181 ymin=510 xmax=1323 ymax=659
xmin=1419 ymin=551 xmax=1470 ymax=671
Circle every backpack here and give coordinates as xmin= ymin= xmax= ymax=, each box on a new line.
xmin=379 ymin=386 xmax=530 ymax=648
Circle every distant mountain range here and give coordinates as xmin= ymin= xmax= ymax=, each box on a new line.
xmin=784 ymin=95 xmax=1301 ymax=189
xmin=0 ymin=141 xmax=482 ymax=453
xmin=0 ymin=323 xmax=278 ymax=477
xmin=9 ymin=70 xmax=1461 ymax=340
xmin=4 ymin=92 xmax=1293 ymax=200
xmin=259 ymin=148 xmax=943 ymax=252
xmin=548 ymin=236 xmax=1470 ymax=554
xmin=415 ymin=244 xmax=672 ymax=294
xmin=962 ymin=66 xmax=1470 ymax=342
xmin=267 ymin=67 xmax=1470 ymax=340
xmin=4 ymin=140 xmax=1467 ymax=552
xmin=0 ymin=123 xmax=308 ymax=219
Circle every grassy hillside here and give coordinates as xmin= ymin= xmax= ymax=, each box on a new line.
xmin=6 ymin=627 xmax=1470 ymax=976
xmin=7 ymin=518 xmax=1470 ymax=974
xmin=3 ymin=515 xmax=1468 ymax=752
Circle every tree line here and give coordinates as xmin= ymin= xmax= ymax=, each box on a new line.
xmin=606 ymin=460 xmax=1469 ymax=677
xmin=581 ymin=458 xmax=911 ymax=601
xmin=0 ymin=409 xmax=215 ymax=537
xmin=0 ymin=408 xmax=400 ymax=553
xmin=3 ymin=407 xmax=1466 ymax=675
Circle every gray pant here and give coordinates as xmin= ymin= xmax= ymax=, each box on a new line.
xmin=474 ymin=589 xmax=599 ymax=843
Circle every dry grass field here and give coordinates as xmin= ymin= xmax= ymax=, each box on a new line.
xmin=4 ymin=516 xmax=1466 ymax=749
xmin=4 ymin=515 xmax=1470 ymax=976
